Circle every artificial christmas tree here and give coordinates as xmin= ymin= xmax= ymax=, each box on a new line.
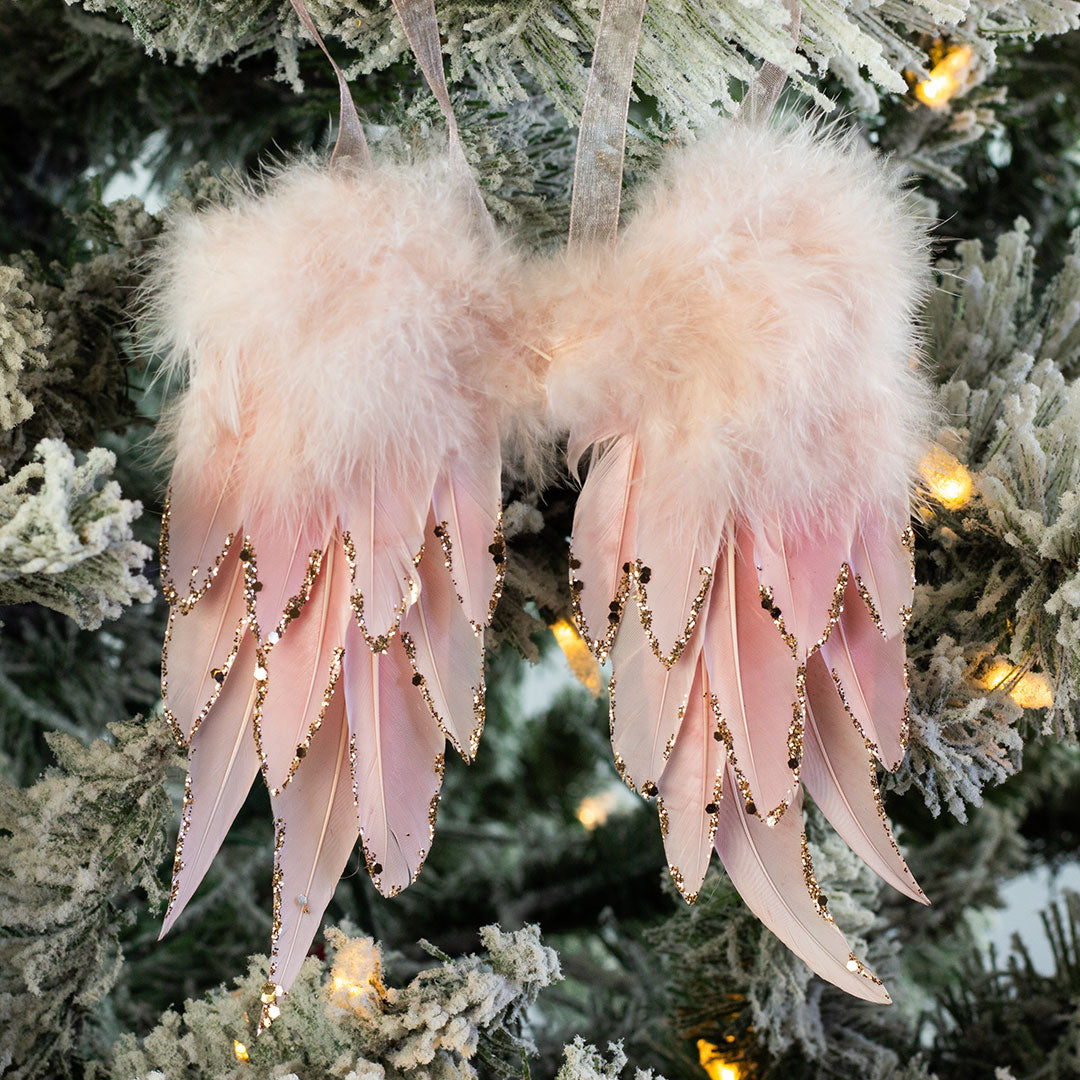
xmin=3 ymin=0 xmax=1080 ymax=1077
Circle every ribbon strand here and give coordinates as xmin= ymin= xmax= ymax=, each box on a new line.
xmin=391 ymin=0 xmax=492 ymax=226
xmin=288 ymin=0 xmax=371 ymax=168
xmin=567 ymin=0 xmax=648 ymax=253
xmin=735 ymin=0 xmax=803 ymax=124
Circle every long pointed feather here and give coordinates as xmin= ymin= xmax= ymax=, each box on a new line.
xmin=609 ymin=581 xmax=710 ymax=792
xmin=713 ymin=777 xmax=891 ymax=1003
xmin=431 ymin=430 xmax=503 ymax=630
xmin=633 ymin=473 xmax=719 ymax=664
xmin=160 ymin=633 xmax=261 ymax=937
xmin=818 ymin=578 xmax=908 ymax=770
xmin=849 ymin=518 xmax=914 ymax=640
xmin=753 ymin=519 xmax=852 ymax=656
xmin=343 ymin=624 xmax=446 ymax=897
xmin=342 ymin=468 xmax=430 ymax=650
xmin=162 ymin=541 xmax=248 ymax=743
xmin=255 ymin=536 xmax=354 ymax=790
xmin=657 ymin=655 xmax=725 ymax=902
xmin=401 ymin=514 xmax=485 ymax=762
xmin=268 ymin=685 xmax=359 ymax=993
xmin=570 ymin=436 xmax=640 ymax=654
xmin=803 ymin=653 xmax=927 ymax=904
xmin=704 ymin=529 xmax=801 ymax=819
xmin=247 ymin=517 xmax=330 ymax=640
xmin=161 ymin=447 xmax=243 ymax=609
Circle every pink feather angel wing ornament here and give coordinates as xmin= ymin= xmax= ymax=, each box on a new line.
xmin=542 ymin=0 xmax=932 ymax=1004
xmin=151 ymin=0 xmax=539 ymax=1024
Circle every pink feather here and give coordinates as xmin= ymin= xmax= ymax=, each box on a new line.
xmin=849 ymin=517 xmax=914 ymax=639
xmin=268 ymin=684 xmax=359 ymax=993
xmin=255 ymin=535 xmax=354 ymax=791
xmin=713 ymin=775 xmax=891 ymax=1003
xmin=161 ymin=456 xmax=243 ymax=609
xmin=569 ymin=435 xmax=640 ymax=654
xmin=341 ymin=468 xmax=430 ymax=650
xmin=160 ymin=632 xmax=261 ymax=938
xmin=431 ymin=431 xmax=504 ymax=630
xmin=803 ymin=653 xmax=927 ymax=903
xmin=656 ymin=655 xmax=725 ymax=902
xmin=247 ymin=516 xmax=330 ymax=640
xmin=343 ymin=621 xmax=446 ymax=897
xmin=401 ymin=514 xmax=485 ymax=761
xmin=703 ymin=528 xmax=801 ymax=820
xmin=161 ymin=541 xmax=248 ymax=742
xmin=818 ymin=577 xmax=909 ymax=770
xmin=632 ymin=470 xmax=720 ymax=664
xmin=609 ymin=583 xmax=709 ymax=792
xmin=753 ymin=518 xmax=852 ymax=656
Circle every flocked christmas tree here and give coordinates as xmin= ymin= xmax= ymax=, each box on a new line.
xmin=3 ymin=0 xmax=1080 ymax=1077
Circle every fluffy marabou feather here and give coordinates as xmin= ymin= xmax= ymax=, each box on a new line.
xmin=545 ymin=119 xmax=932 ymax=534
xmin=149 ymin=156 xmax=540 ymax=530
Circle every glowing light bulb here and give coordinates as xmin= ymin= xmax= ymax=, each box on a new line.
xmin=979 ymin=659 xmax=1054 ymax=709
xmin=233 ymin=1040 xmax=250 ymax=1062
xmin=913 ymin=44 xmax=974 ymax=108
xmin=576 ymin=790 xmax=619 ymax=830
xmin=697 ymin=1038 xmax=740 ymax=1080
xmin=551 ymin=618 xmax=603 ymax=696
xmin=920 ymin=446 xmax=974 ymax=509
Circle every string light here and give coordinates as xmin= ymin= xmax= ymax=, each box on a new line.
xmin=913 ymin=43 xmax=974 ymax=108
xmin=576 ymin=790 xmax=619 ymax=830
xmin=697 ymin=1039 xmax=740 ymax=1080
xmin=233 ymin=1040 xmax=250 ymax=1062
xmin=920 ymin=446 xmax=974 ymax=509
xmin=979 ymin=659 xmax=1054 ymax=709
xmin=327 ymin=937 xmax=387 ymax=1014
xmin=550 ymin=618 xmax=603 ymax=695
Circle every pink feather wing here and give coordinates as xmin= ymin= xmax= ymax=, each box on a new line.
xmin=162 ymin=450 xmax=243 ymax=608
xmin=256 ymin=535 xmax=355 ymax=791
xmin=753 ymin=518 xmax=852 ymax=656
xmin=570 ymin=436 xmax=640 ymax=653
xmin=401 ymin=514 xmax=485 ymax=762
xmin=713 ymin=776 xmax=891 ymax=1003
xmin=431 ymin=431 xmax=503 ymax=630
xmin=160 ymin=632 xmax=262 ymax=937
xmin=849 ymin=518 xmax=914 ymax=640
xmin=268 ymin=684 xmax=359 ymax=993
xmin=803 ymin=653 xmax=927 ymax=904
xmin=342 ymin=468 xmax=431 ymax=650
xmin=818 ymin=577 xmax=909 ymax=770
xmin=703 ymin=530 xmax=801 ymax=819
xmin=633 ymin=472 xmax=720 ymax=664
xmin=609 ymin=582 xmax=709 ymax=792
xmin=343 ymin=623 xmax=446 ymax=897
xmin=161 ymin=541 xmax=248 ymax=743
xmin=657 ymin=655 xmax=725 ymax=902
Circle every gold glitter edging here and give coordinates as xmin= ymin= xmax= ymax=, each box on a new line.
xmin=346 ymin=530 xmax=424 ymax=653
xmin=568 ymin=547 xmax=633 ymax=662
xmin=434 ymin=512 xmax=507 ymax=634
xmin=160 ymin=553 xmax=249 ymax=746
xmin=399 ymin=630 xmax=486 ymax=763
xmin=634 ymin=560 xmax=713 ymax=670
xmin=159 ymin=488 xmax=239 ymax=613
xmin=707 ymin=666 xmax=805 ymax=826
xmin=163 ymin=773 xmax=195 ymax=923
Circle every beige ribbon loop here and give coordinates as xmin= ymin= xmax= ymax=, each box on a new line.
xmin=568 ymin=0 xmax=647 ymax=253
xmin=391 ymin=0 xmax=492 ymax=227
xmin=288 ymin=0 xmax=371 ymax=169
xmin=735 ymin=0 xmax=803 ymax=125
